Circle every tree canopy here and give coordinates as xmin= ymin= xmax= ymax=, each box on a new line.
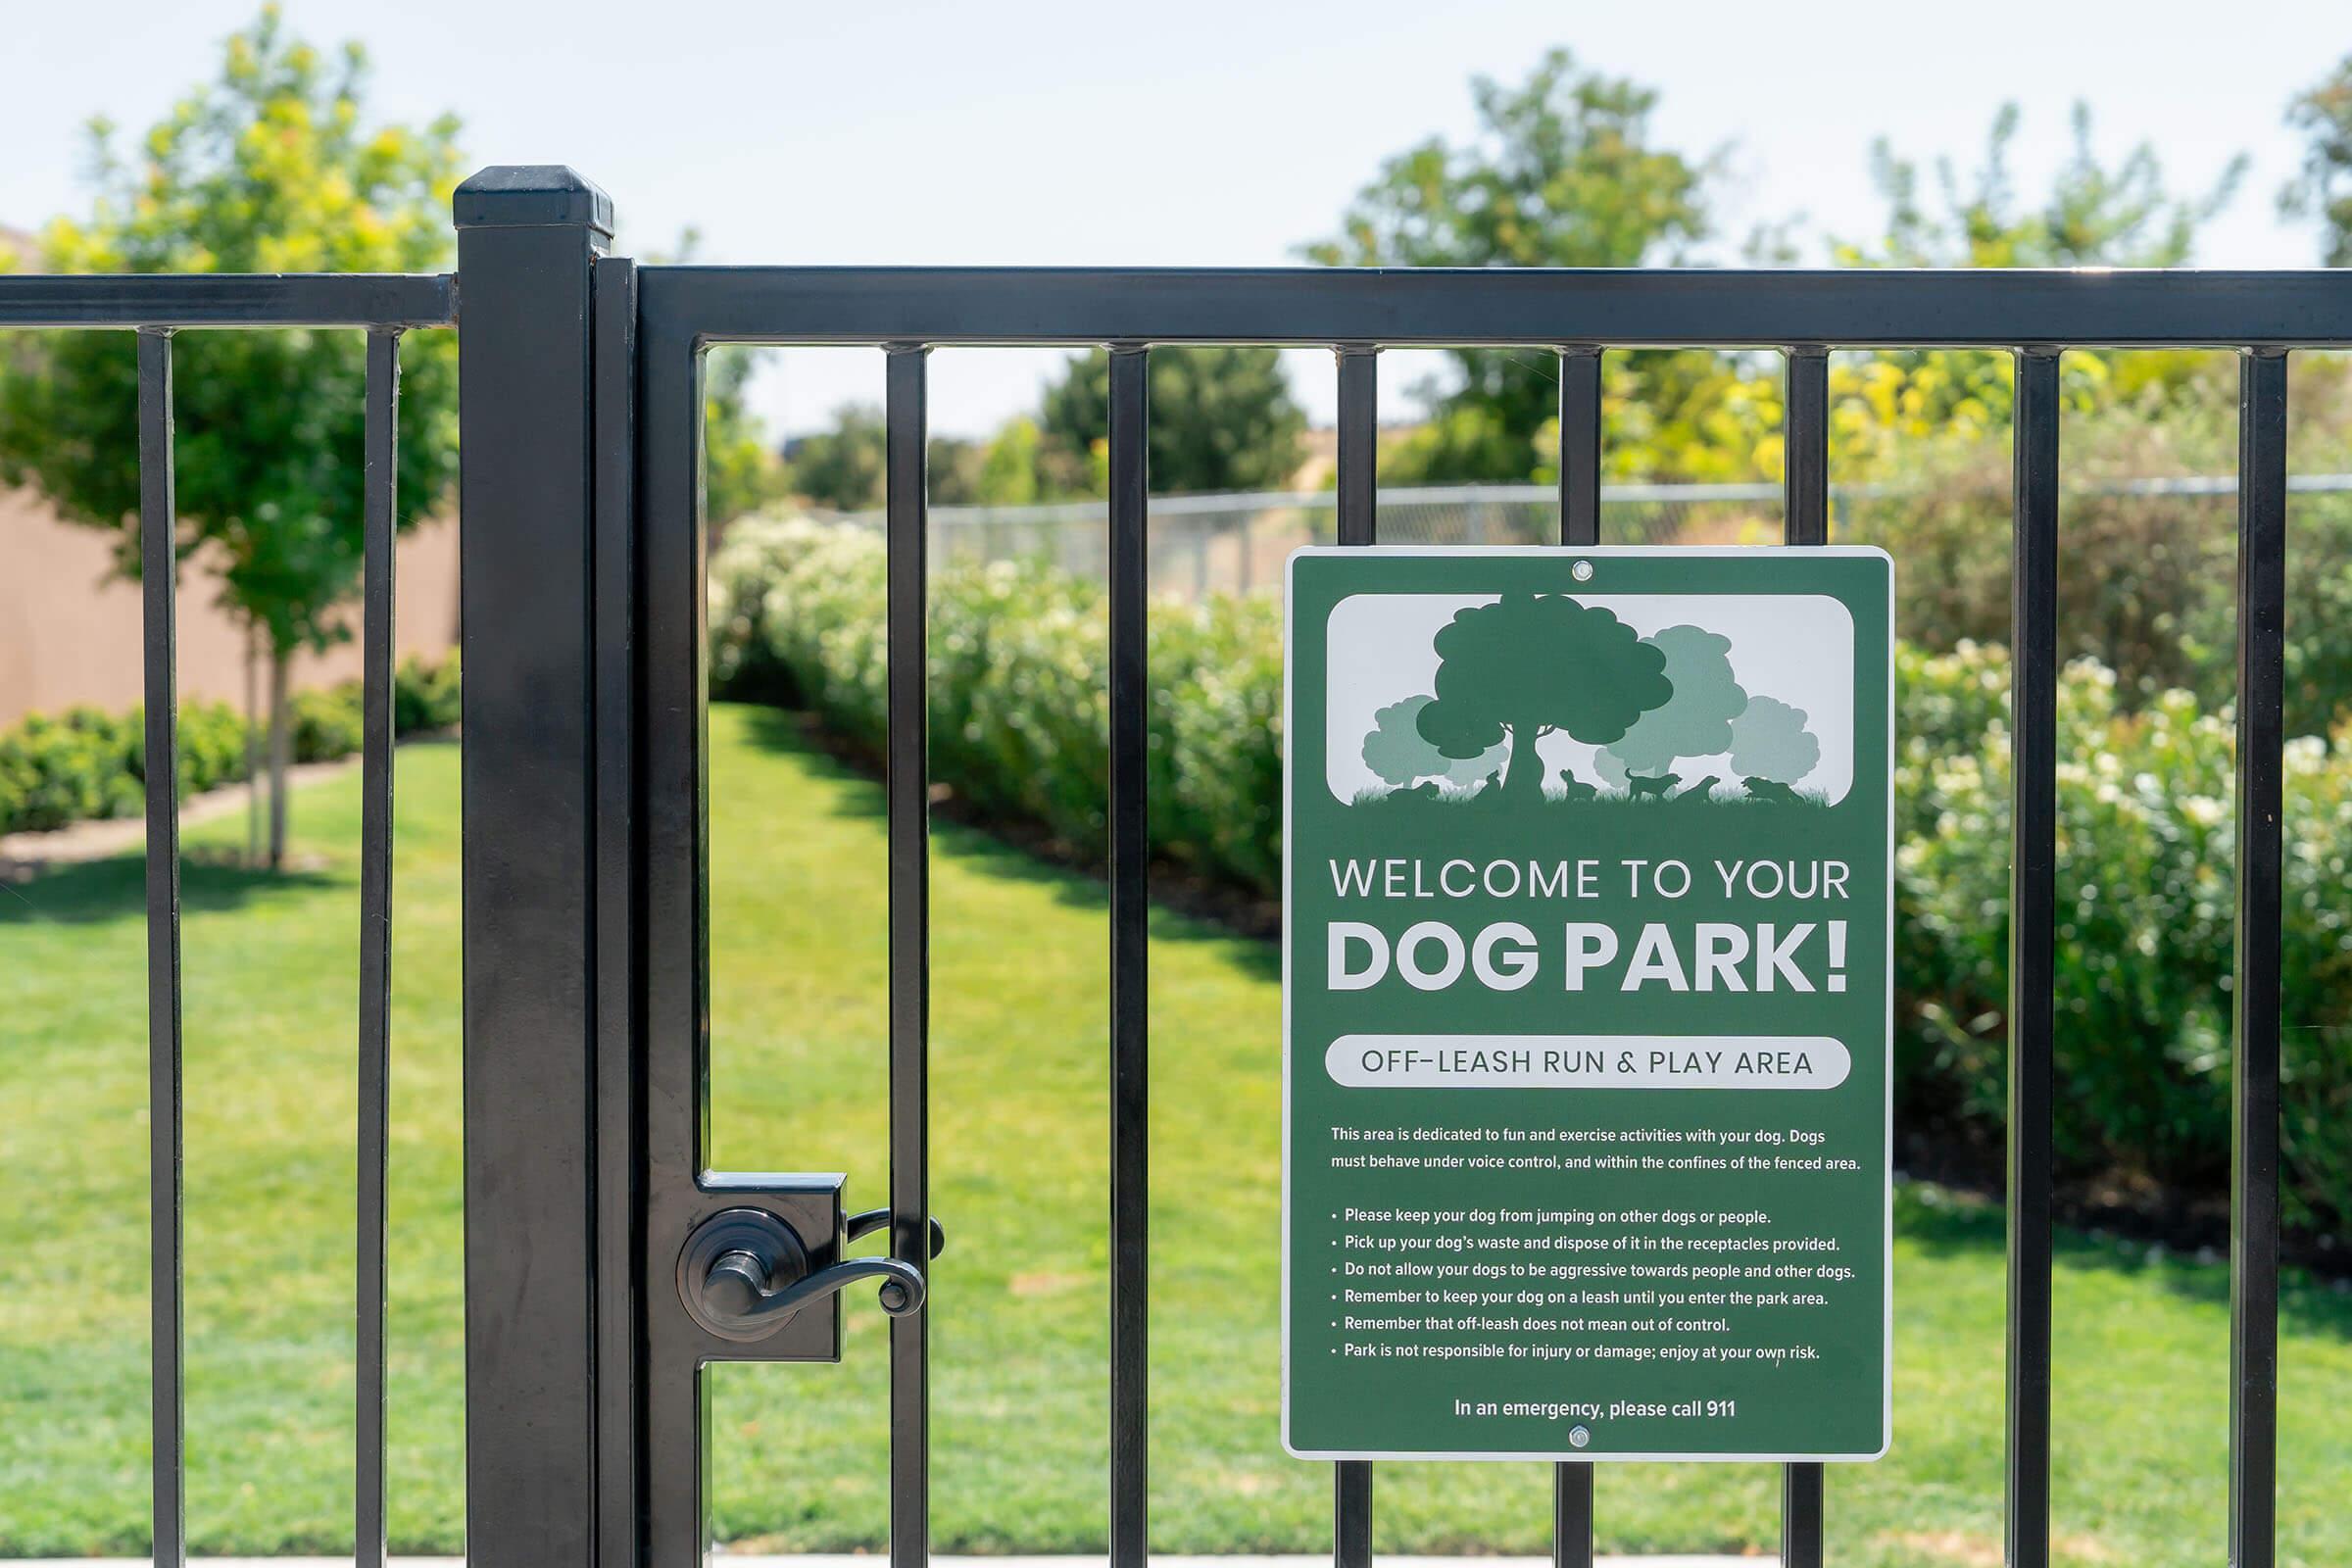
xmin=2285 ymin=54 xmax=2352 ymax=267
xmin=1305 ymin=48 xmax=1720 ymax=484
xmin=1840 ymin=101 xmax=2243 ymax=270
xmin=0 ymin=7 xmax=460 ymax=657
xmin=1596 ymin=625 xmax=1747 ymax=782
xmin=1361 ymin=694 xmax=1502 ymax=790
xmin=1418 ymin=594 xmax=1670 ymax=800
xmin=703 ymin=349 xmax=792 ymax=525
xmin=1729 ymin=695 xmax=1821 ymax=787
xmin=783 ymin=403 xmax=888 ymax=511
xmin=1825 ymin=101 xmax=2246 ymax=451
xmin=0 ymin=5 xmax=461 ymax=867
xmin=1037 ymin=345 xmax=1305 ymax=497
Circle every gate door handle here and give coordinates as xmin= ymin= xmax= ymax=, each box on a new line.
xmin=678 ymin=1206 xmax=942 ymax=1344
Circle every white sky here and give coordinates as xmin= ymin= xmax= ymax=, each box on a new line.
xmin=4 ymin=0 xmax=2346 ymax=437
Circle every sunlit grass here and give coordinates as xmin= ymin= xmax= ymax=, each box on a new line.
xmin=3 ymin=708 xmax=2349 ymax=1564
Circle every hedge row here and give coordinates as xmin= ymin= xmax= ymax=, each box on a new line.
xmin=711 ymin=515 xmax=2352 ymax=1235
xmin=0 ymin=653 xmax=461 ymax=837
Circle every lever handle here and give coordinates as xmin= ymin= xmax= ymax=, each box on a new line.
xmin=678 ymin=1205 xmax=933 ymax=1344
xmin=708 ymin=1249 xmax=926 ymax=1321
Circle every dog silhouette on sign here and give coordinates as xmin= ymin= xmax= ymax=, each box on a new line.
xmin=1550 ymin=765 xmax=1599 ymax=802
xmin=1625 ymin=771 xmax=1681 ymax=800
xmin=1669 ymin=775 xmax=1721 ymax=806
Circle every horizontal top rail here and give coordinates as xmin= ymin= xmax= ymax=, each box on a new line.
xmin=642 ymin=265 xmax=2352 ymax=350
xmin=0 ymin=272 xmax=457 ymax=330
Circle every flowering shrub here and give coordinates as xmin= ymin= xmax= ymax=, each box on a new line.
xmin=1895 ymin=642 xmax=2352 ymax=1231
xmin=712 ymin=515 xmax=2352 ymax=1232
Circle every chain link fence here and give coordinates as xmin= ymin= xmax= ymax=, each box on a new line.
xmin=819 ymin=476 xmax=2352 ymax=603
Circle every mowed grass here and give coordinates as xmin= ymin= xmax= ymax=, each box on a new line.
xmin=4 ymin=703 xmax=2352 ymax=1565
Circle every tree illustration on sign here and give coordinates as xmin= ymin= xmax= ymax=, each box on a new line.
xmin=1415 ymin=594 xmax=1673 ymax=802
xmin=1729 ymin=694 xmax=1821 ymax=799
xmin=1361 ymin=695 xmax=1506 ymax=790
xmin=1593 ymin=625 xmax=1748 ymax=797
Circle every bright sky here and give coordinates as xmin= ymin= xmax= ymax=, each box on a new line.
xmin=4 ymin=0 xmax=2345 ymax=438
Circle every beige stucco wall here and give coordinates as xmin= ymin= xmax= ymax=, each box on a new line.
xmin=0 ymin=484 xmax=460 ymax=727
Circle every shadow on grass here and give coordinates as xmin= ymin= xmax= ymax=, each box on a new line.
xmin=736 ymin=704 xmax=1279 ymax=983
xmin=0 ymin=850 xmax=338 ymax=927
xmin=1895 ymin=1182 xmax=2352 ymax=1343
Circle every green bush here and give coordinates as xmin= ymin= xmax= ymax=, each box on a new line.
xmin=1839 ymin=390 xmax=2352 ymax=738
xmin=291 ymin=684 xmax=363 ymax=764
xmin=393 ymin=651 xmax=464 ymax=736
xmin=0 ymin=653 xmax=460 ymax=837
xmin=1895 ymin=642 xmax=2352 ymax=1232
xmin=712 ymin=514 xmax=2352 ymax=1234
xmin=711 ymin=516 xmax=1286 ymax=894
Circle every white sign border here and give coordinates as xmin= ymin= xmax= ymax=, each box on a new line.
xmin=1277 ymin=544 xmax=1897 ymax=1465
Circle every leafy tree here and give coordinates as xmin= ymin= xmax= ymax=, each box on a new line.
xmin=1360 ymin=694 xmax=1500 ymax=791
xmin=975 ymin=416 xmax=1043 ymax=506
xmin=1845 ymin=101 xmax=2243 ymax=270
xmin=1377 ymin=405 xmax=1534 ymax=490
xmin=1729 ymin=695 xmax=1820 ymax=786
xmin=640 ymin=236 xmax=789 ymax=526
xmin=1305 ymin=48 xmax=1721 ymax=483
xmin=1833 ymin=101 xmax=2246 ymax=440
xmin=1037 ymin=345 xmax=1304 ymax=497
xmin=1417 ymin=594 xmax=1670 ymax=801
xmin=2284 ymin=55 xmax=2352 ymax=266
xmin=0 ymin=7 xmax=460 ymax=868
xmin=784 ymin=403 xmax=887 ymax=510
xmin=703 ymin=349 xmax=791 ymax=525
xmin=926 ymin=434 xmax=985 ymax=507
xmin=1596 ymin=625 xmax=1747 ymax=783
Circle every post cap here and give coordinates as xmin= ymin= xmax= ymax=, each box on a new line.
xmin=453 ymin=166 xmax=614 ymax=237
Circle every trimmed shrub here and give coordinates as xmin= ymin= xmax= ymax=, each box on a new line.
xmin=711 ymin=514 xmax=2352 ymax=1234
xmin=711 ymin=516 xmax=1286 ymax=893
xmin=0 ymin=653 xmax=460 ymax=837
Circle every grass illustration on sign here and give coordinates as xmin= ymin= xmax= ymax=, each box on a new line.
xmin=1332 ymin=591 xmax=1851 ymax=809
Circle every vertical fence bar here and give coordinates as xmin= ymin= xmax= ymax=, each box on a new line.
xmin=138 ymin=325 xmax=185 ymax=1568
xmin=1551 ymin=343 xmax=1600 ymax=1568
xmin=1558 ymin=348 xmax=1602 ymax=549
xmin=1332 ymin=344 xmax=1376 ymax=1568
xmin=355 ymin=327 xmax=401 ymax=1568
xmin=1107 ymin=345 xmax=1152 ymax=1568
xmin=1336 ymin=348 xmax=1378 ymax=550
xmin=1784 ymin=348 xmax=1829 ymax=547
xmin=2230 ymin=348 xmax=2286 ymax=1568
xmin=887 ymin=343 xmax=934 ymax=1568
xmin=2006 ymin=348 xmax=2061 ymax=1568
xmin=1778 ymin=345 xmax=1830 ymax=1568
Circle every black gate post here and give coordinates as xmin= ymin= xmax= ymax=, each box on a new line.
xmin=454 ymin=165 xmax=618 ymax=1568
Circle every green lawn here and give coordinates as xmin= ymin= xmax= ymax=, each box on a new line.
xmin=4 ymin=703 xmax=2352 ymax=1565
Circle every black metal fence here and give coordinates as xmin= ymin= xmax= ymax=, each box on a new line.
xmin=0 ymin=273 xmax=452 ymax=1568
xmin=0 ymin=163 xmax=2329 ymax=1568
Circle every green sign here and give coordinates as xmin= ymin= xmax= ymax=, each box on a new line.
xmin=1282 ymin=547 xmax=1892 ymax=1463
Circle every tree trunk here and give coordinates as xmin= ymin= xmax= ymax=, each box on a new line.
xmin=268 ymin=647 xmax=291 ymax=871
xmin=1502 ymin=725 xmax=1546 ymax=799
xmin=244 ymin=624 xmax=263 ymax=869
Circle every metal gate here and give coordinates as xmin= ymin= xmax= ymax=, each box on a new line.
xmin=0 ymin=161 xmax=2332 ymax=1568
